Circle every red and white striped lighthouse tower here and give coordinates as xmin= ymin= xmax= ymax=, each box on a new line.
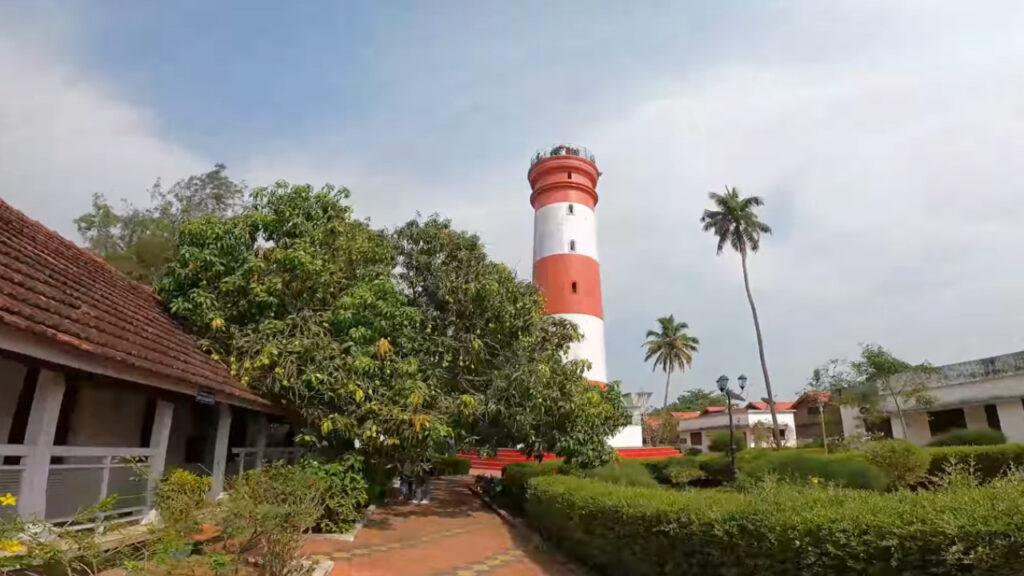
xmin=528 ymin=145 xmax=607 ymax=387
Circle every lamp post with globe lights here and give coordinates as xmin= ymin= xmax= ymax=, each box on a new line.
xmin=717 ymin=374 xmax=748 ymax=477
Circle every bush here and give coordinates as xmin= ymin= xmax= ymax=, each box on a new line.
xmin=220 ymin=463 xmax=325 ymax=576
xmin=299 ymin=456 xmax=368 ymax=533
xmin=583 ymin=461 xmax=659 ymax=488
xmin=929 ymin=428 xmax=1007 ymax=447
xmin=683 ymin=447 xmax=703 ymax=456
xmin=693 ymin=454 xmax=735 ymax=483
xmin=154 ymin=468 xmax=211 ymax=538
xmin=708 ymin=430 xmax=745 ymax=453
xmin=743 ymin=450 xmax=889 ymax=491
xmin=927 ymin=444 xmax=1024 ymax=481
xmin=525 ymin=474 xmax=1024 ymax=576
xmin=433 ymin=455 xmax=471 ymax=476
xmin=863 ymin=439 xmax=929 ymax=488
xmin=644 ymin=457 xmax=704 ymax=487
xmin=500 ymin=461 xmax=564 ymax=513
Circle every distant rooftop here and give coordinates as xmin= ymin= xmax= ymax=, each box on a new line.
xmin=530 ymin=144 xmax=596 ymax=167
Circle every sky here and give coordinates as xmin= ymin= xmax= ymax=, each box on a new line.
xmin=2 ymin=1 xmax=1024 ymax=406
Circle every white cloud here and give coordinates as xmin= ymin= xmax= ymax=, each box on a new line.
xmin=0 ymin=35 xmax=206 ymax=239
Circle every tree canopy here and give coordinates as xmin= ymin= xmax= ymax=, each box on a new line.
xmin=643 ymin=315 xmax=699 ymax=408
xmin=156 ymin=182 xmax=628 ymax=472
xmin=75 ymin=164 xmax=244 ymax=284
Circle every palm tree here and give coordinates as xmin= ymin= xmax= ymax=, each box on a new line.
xmin=643 ymin=315 xmax=700 ymax=409
xmin=700 ymin=186 xmax=781 ymax=448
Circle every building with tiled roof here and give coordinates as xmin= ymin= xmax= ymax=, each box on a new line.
xmin=676 ymin=399 xmax=799 ymax=451
xmin=0 ymin=199 xmax=295 ymax=522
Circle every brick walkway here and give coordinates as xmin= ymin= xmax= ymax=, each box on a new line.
xmin=303 ymin=476 xmax=582 ymax=576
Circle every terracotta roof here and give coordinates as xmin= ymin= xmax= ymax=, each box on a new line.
xmin=793 ymin=390 xmax=832 ymax=407
xmin=671 ymin=411 xmax=701 ymax=420
xmin=746 ymin=400 xmax=795 ymax=411
xmin=0 ymin=199 xmax=266 ymax=407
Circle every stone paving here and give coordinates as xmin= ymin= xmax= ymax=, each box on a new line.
xmin=303 ymin=476 xmax=582 ymax=576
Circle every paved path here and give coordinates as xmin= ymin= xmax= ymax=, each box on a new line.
xmin=304 ymin=476 xmax=582 ymax=576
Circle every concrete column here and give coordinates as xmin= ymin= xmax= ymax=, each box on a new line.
xmin=964 ymin=405 xmax=989 ymax=430
xmin=995 ymin=400 xmax=1024 ymax=443
xmin=252 ymin=414 xmax=268 ymax=469
xmin=839 ymin=405 xmax=864 ymax=437
xmin=146 ymin=400 xmax=175 ymax=505
xmin=18 ymin=369 xmax=65 ymax=518
xmin=893 ymin=412 xmax=931 ymax=445
xmin=208 ymin=403 xmax=232 ymax=499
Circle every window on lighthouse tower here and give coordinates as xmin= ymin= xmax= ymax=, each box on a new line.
xmin=567 ymin=204 xmax=574 ymax=215
xmin=571 ymin=281 xmax=578 ymax=294
xmin=569 ymin=239 xmax=577 ymax=252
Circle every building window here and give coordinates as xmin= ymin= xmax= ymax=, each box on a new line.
xmin=690 ymin=431 xmax=703 ymax=446
xmin=927 ymin=408 xmax=967 ymax=436
xmin=567 ymin=171 xmax=573 ymax=180
xmin=571 ymin=281 xmax=578 ymax=294
xmin=567 ymin=204 xmax=574 ymax=215
xmin=985 ymin=404 xmax=1002 ymax=431
xmin=569 ymin=239 xmax=577 ymax=252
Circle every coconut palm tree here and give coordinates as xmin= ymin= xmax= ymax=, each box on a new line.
xmin=643 ymin=315 xmax=700 ymax=409
xmin=700 ymin=186 xmax=782 ymax=447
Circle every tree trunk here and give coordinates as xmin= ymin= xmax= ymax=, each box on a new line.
xmin=818 ymin=397 xmax=829 ymax=455
xmin=741 ymin=250 xmax=782 ymax=449
xmin=663 ymin=370 xmax=673 ymax=409
xmin=891 ymin=391 xmax=908 ymax=440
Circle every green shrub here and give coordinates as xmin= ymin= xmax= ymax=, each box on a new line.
xmin=500 ymin=461 xmax=564 ymax=513
xmin=154 ymin=468 xmax=211 ymax=538
xmin=683 ymin=447 xmax=703 ymax=456
xmin=299 ymin=456 xmax=368 ymax=533
xmin=644 ymin=457 xmax=704 ymax=487
xmin=863 ymin=439 xmax=929 ymax=488
xmin=693 ymin=454 xmax=735 ymax=483
xmin=927 ymin=444 xmax=1024 ymax=481
xmin=432 ymin=455 xmax=471 ymax=476
xmin=220 ymin=463 xmax=325 ymax=575
xmin=929 ymin=428 xmax=1007 ymax=447
xmin=583 ymin=461 xmax=659 ymax=488
xmin=525 ymin=474 xmax=1024 ymax=576
xmin=708 ymin=430 xmax=745 ymax=453
xmin=743 ymin=450 xmax=889 ymax=491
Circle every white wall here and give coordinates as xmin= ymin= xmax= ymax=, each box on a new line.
xmin=556 ymin=313 xmax=608 ymax=382
xmin=607 ymin=424 xmax=643 ymax=448
xmin=533 ymin=202 xmax=599 ymax=261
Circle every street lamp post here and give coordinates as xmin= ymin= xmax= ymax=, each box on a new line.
xmin=717 ymin=374 xmax=748 ymax=478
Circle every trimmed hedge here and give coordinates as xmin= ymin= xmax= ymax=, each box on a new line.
xmin=500 ymin=461 xmax=564 ymax=513
xmin=742 ymin=450 xmax=890 ymax=491
xmin=929 ymin=428 xmax=1007 ymax=447
xmin=582 ymin=460 xmax=659 ymax=488
xmin=525 ymin=474 xmax=1024 ymax=576
xmin=927 ymin=444 xmax=1024 ymax=480
xmin=432 ymin=455 xmax=471 ymax=476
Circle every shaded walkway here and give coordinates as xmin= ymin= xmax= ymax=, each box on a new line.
xmin=304 ymin=476 xmax=582 ymax=576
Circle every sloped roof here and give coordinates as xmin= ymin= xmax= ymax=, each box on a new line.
xmin=792 ymin=391 xmax=832 ymax=408
xmin=746 ymin=400 xmax=795 ymax=411
xmin=0 ymin=199 xmax=266 ymax=408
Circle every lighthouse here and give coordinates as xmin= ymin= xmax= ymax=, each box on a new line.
xmin=528 ymin=145 xmax=607 ymax=387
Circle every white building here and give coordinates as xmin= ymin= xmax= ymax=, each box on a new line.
xmin=677 ymin=402 xmax=798 ymax=451
xmin=0 ymin=199 xmax=296 ymax=523
xmin=840 ymin=350 xmax=1024 ymax=445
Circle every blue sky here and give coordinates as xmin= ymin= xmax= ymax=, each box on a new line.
xmin=3 ymin=1 xmax=1024 ymax=406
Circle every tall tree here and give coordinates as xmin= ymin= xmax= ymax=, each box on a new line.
xmin=660 ymin=388 xmax=725 ymax=414
xmin=700 ymin=186 xmax=781 ymax=447
xmin=817 ymin=344 xmax=936 ymax=440
xmin=75 ymin=164 xmax=244 ymax=284
xmin=643 ymin=315 xmax=700 ymax=409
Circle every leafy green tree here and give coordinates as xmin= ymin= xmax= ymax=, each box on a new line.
xmin=664 ymin=389 xmax=725 ymax=413
xmin=392 ymin=217 xmax=629 ymax=466
xmin=643 ymin=315 xmax=700 ymax=409
xmin=75 ymin=164 xmax=244 ymax=283
xmin=817 ymin=344 xmax=936 ymax=440
xmin=700 ymin=186 xmax=780 ymax=447
xmin=158 ymin=188 xmax=628 ymax=472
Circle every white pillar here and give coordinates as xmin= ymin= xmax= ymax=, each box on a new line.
xmin=839 ymin=405 xmax=864 ymax=437
xmin=893 ymin=412 xmax=931 ymax=445
xmin=18 ymin=369 xmax=65 ymax=518
xmin=146 ymin=400 xmax=175 ymax=505
xmin=995 ymin=400 xmax=1024 ymax=443
xmin=208 ymin=403 xmax=232 ymax=499
xmin=252 ymin=414 xmax=268 ymax=469
xmin=964 ymin=405 xmax=989 ymax=430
